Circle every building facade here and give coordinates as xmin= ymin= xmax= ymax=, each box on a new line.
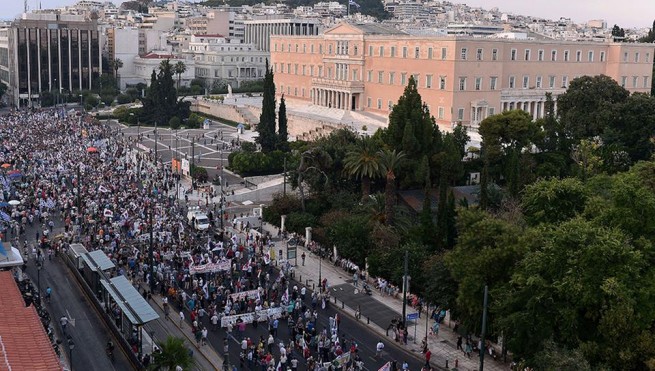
xmin=244 ymin=18 xmax=322 ymax=52
xmin=5 ymin=13 xmax=102 ymax=107
xmin=182 ymin=34 xmax=267 ymax=89
xmin=271 ymin=22 xmax=654 ymax=129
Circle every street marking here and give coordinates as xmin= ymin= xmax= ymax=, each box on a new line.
xmin=66 ymin=309 xmax=76 ymax=327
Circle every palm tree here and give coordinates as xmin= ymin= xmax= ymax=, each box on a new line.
xmin=150 ymin=336 xmax=194 ymax=371
xmin=378 ymin=149 xmax=406 ymax=227
xmin=174 ymin=61 xmax=187 ymax=89
xmin=344 ymin=137 xmax=381 ymax=198
xmin=111 ymin=58 xmax=123 ymax=89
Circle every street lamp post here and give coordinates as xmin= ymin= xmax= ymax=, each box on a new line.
xmin=36 ymin=261 xmax=42 ymax=299
xmin=67 ymin=337 xmax=75 ymax=371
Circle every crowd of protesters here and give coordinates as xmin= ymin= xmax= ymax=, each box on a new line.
xmin=1 ymin=109 xmax=376 ymax=371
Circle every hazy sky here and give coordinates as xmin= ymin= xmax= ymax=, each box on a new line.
xmin=6 ymin=0 xmax=655 ymax=28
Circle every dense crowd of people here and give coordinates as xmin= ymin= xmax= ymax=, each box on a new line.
xmin=3 ymin=109 xmax=373 ymax=371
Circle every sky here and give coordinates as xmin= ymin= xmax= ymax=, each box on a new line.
xmin=5 ymin=0 xmax=655 ymax=28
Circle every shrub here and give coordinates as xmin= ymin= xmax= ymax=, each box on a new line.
xmin=263 ymin=194 xmax=303 ymax=226
xmin=117 ymin=94 xmax=133 ymax=105
xmin=228 ymin=150 xmax=285 ymax=176
xmin=169 ymin=116 xmax=181 ymax=129
xmin=286 ymin=212 xmax=317 ymax=234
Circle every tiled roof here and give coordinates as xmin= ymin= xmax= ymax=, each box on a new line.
xmin=0 ymin=271 xmax=61 ymax=371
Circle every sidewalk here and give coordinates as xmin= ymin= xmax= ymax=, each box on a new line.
xmin=263 ymin=223 xmax=507 ymax=371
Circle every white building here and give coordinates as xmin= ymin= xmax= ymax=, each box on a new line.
xmin=133 ymin=52 xmax=194 ymax=87
xmin=183 ymin=34 xmax=268 ymax=89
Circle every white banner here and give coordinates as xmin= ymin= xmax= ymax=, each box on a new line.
xmin=230 ymin=289 xmax=260 ymax=302
xmin=220 ymin=307 xmax=284 ymax=327
xmin=190 ymin=259 xmax=232 ymax=274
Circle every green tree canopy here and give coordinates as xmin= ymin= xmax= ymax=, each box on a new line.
xmin=382 ymin=75 xmax=441 ymax=186
xmin=557 ymin=75 xmax=629 ymax=142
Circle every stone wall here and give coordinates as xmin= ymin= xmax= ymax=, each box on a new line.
xmin=192 ymin=100 xmax=244 ymax=124
xmin=192 ymin=100 xmax=343 ymax=139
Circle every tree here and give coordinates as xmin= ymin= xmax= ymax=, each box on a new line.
xmin=521 ymin=177 xmax=588 ymax=226
xmin=277 ymin=94 xmax=288 ymax=150
xmin=378 ymin=149 xmax=405 ymax=226
xmin=494 ymin=218 xmax=651 ymax=368
xmin=611 ymin=24 xmax=626 ymax=39
xmin=444 ymin=208 xmax=524 ymax=332
xmin=111 ymin=58 xmax=123 ymax=90
xmin=174 ymin=61 xmax=187 ymax=90
xmin=150 ymin=336 xmax=194 ymax=370
xmin=343 ymin=137 xmax=381 ymax=198
xmin=257 ymin=59 xmax=277 ymax=152
xmin=557 ymin=75 xmax=629 ymax=143
xmin=479 ymin=110 xmax=539 ymax=196
xmin=140 ymin=60 xmax=190 ymax=126
xmin=602 ymin=93 xmax=655 ymax=162
xmin=382 ymin=75 xmax=441 ymax=186
xmin=434 ymin=134 xmax=463 ymax=248
xmin=168 ymin=116 xmax=181 ymax=129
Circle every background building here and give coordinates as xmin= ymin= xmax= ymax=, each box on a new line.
xmin=244 ymin=18 xmax=322 ymax=52
xmin=4 ymin=13 xmax=102 ymax=107
xmin=182 ymin=34 xmax=267 ymax=89
xmin=271 ymin=22 xmax=654 ymax=129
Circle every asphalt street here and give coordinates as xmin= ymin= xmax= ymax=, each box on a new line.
xmin=170 ymin=257 xmax=424 ymax=370
xmin=21 ymin=230 xmax=133 ymax=371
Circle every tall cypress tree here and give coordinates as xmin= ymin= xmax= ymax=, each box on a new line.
xmin=277 ymin=94 xmax=288 ymax=151
xmin=257 ymin=59 xmax=277 ymax=152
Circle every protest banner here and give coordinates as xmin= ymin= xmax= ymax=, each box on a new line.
xmin=230 ymin=289 xmax=260 ymax=301
xmin=220 ymin=307 xmax=284 ymax=327
xmin=190 ymin=259 xmax=232 ymax=274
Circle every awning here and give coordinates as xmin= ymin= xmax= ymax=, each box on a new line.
xmin=82 ymin=250 xmax=115 ymax=272
xmin=101 ymin=275 xmax=159 ymax=325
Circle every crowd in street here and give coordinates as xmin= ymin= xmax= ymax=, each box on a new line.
xmin=1 ymin=109 xmax=394 ymax=371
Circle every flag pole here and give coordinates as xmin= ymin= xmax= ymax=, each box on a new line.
xmin=347 ymin=0 xmax=350 ymax=17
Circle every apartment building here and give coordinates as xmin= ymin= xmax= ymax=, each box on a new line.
xmin=271 ymin=22 xmax=653 ymax=128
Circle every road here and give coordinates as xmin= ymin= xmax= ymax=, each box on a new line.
xmin=23 ymin=240 xmax=133 ymax=371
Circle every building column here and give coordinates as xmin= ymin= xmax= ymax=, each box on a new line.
xmin=347 ymin=93 xmax=351 ymax=110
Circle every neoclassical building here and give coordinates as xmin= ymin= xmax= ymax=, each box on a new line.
xmin=270 ymin=22 xmax=654 ymax=129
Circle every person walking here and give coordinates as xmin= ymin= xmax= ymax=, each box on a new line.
xmin=376 ymin=340 xmax=384 ymax=359
xmin=424 ymin=349 xmax=432 ymax=368
xmin=179 ymin=310 xmax=185 ymax=327
xmin=60 ymin=315 xmax=69 ymax=334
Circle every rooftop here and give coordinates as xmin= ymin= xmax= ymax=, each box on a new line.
xmin=0 ymin=271 xmax=61 ymax=371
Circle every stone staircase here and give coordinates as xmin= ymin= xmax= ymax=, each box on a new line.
xmin=296 ymin=123 xmax=347 ymax=141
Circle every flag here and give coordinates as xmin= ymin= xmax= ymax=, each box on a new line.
xmin=98 ymin=185 xmax=109 ymax=193
xmin=0 ymin=240 xmax=6 ymax=256
xmin=202 ymin=281 xmax=209 ymax=299
xmin=378 ymin=362 xmax=391 ymax=371
xmin=103 ymin=208 xmax=114 ymax=218
xmin=349 ymin=0 xmax=360 ymax=7
xmin=0 ymin=211 xmax=10 ymax=222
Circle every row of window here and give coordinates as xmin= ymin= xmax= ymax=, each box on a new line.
xmin=275 ymin=60 xmax=651 ymax=90
xmin=273 ymin=41 xmax=650 ymax=64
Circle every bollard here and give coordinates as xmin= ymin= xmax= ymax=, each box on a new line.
xmin=312 ymin=283 xmax=315 ymax=290
xmin=455 ymin=358 xmax=458 ymax=368
xmin=299 ymin=275 xmax=302 ymax=283
xmin=334 ymin=296 xmax=337 ymax=303
xmin=367 ymin=317 xmax=370 ymax=324
xmin=446 ymin=360 xmax=448 ymax=368
xmin=341 ymin=301 xmax=344 ymax=309
xmin=306 ymin=280 xmax=309 ymax=286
